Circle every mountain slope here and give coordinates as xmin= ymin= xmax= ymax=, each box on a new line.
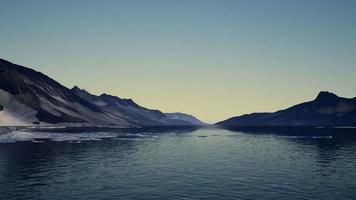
xmin=0 ymin=58 xmax=134 ymax=126
xmin=217 ymin=91 xmax=356 ymax=127
xmin=0 ymin=58 xmax=203 ymax=127
xmin=71 ymin=86 xmax=201 ymax=126
xmin=164 ymin=112 xmax=206 ymax=126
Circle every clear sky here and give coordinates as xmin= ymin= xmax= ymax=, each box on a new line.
xmin=1 ymin=0 xmax=356 ymax=123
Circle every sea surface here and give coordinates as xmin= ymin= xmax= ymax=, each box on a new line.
xmin=0 ymin=127 xmax=356 ymax=200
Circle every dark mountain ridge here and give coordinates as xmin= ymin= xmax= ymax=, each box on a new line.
xmin=217 ymin=91 xmax=356 ymax=127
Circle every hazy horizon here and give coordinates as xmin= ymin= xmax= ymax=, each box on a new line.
xmin=1 ymin=0 xmax=356 ymax=123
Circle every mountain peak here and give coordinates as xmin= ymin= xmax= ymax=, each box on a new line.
xmin=72 ymin=86 xmax=88 ymax=93
xmin=315 ymin=91 xmax=339 ymax=101
xmin=72 ymin=85 xmax=81 ymax=91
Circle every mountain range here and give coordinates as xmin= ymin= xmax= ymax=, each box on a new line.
xmin=0 ymin=58 xmax=204 ymax=127
xmin=1 ymin=58 xmax=355 ymax=128
xmin=217 ymin=91 xmax=356 ymax=127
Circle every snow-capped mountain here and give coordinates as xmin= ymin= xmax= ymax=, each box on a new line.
xmin=0 ymin=58 xmax=204 ymax=127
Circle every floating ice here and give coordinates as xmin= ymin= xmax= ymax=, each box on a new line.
xmin=0 ymin=131 xmax=119 ymax=143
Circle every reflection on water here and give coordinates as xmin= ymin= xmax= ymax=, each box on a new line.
xmin=0 ymin=127 xmax=356 ymax=200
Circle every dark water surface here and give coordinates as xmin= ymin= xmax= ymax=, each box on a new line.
xmin=1 ymin=127 xmax=356 ymax=200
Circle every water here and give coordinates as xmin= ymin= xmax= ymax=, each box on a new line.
xmin=1 ymin=127 xmax=356 ymax=200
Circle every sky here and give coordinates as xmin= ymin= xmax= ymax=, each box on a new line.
xmin=1 ymin=0 xmax=356 ymax=123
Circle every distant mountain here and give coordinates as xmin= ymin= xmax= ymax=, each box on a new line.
xmin=71 ymin=86 xmax=201 ymax=126
xmin=164 ymin=112 xmax=206 ymax=126
xmin=0 ymin=58 xmax=203 ymax=127
xmin=217 ymin=91 xmax=356 ymax=127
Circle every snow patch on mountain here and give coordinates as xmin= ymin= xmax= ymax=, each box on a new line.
xmin=0 ymin=89 xmax=38 ymax=126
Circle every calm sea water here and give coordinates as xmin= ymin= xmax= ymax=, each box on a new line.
xmin=1 ymin=127 xmax=356 ymax=200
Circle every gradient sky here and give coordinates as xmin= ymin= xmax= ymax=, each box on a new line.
xmin=1 ymin=0 xmax=356 ymax=123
